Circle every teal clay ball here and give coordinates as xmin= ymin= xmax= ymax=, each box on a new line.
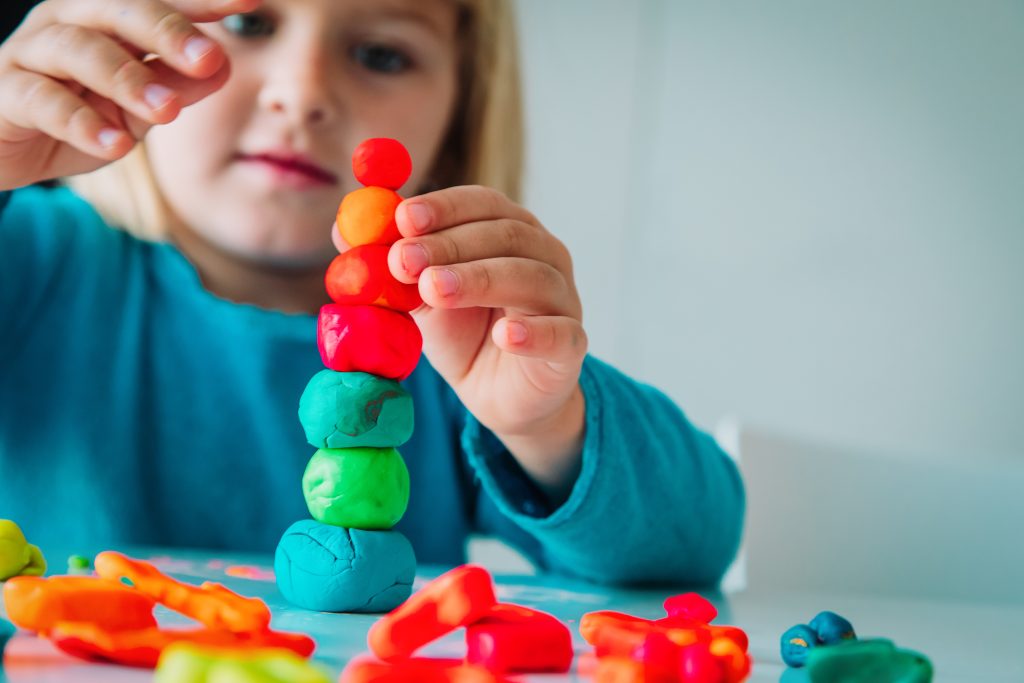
xmin=298 ymin=370 xmax=413 ymax=449
xmin=807 ymin=639 xmax=933 ymax=683
xmin=274 ymin=520 xmax=415 ymax=613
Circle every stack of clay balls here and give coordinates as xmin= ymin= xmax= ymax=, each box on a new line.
xmin=275 ymin=139 xmax=424 ymax=614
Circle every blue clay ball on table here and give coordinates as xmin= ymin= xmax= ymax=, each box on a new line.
xmin=809 ymin=610 xmax=856 ymax=645
xmin=781 ymin=624 xmax=819 ymax=667
xmin=274 ymin=520 xmax=415 ymax=613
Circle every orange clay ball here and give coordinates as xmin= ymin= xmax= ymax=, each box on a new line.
xmin=352 ymin=138 xmax=412 ymax=190
xmin=337 ymin=186 xmax=402 ymax=247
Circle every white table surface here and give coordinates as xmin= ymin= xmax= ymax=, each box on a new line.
xmin=1 ymin=548 xmax=1022 ymax=682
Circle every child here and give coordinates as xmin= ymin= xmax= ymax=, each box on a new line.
xmin=0 ymin=0 xmax=742 ymax=585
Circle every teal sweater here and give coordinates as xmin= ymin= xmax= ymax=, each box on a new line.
xmin=0 ymin=186 xmax=743 ymax=585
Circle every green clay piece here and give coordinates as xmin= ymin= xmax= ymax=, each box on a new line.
xmin=302 ymin=448 xmax=410 ymax=529
xmin=807 ymin=639 xmax=933 ymax=683
xmin=68 ymin=554 xmax=92 ymax=573
xmin=155 ymin=642 xmax=329 ymax=683
xmin=0 ymin=519 xmax=46 ymax=580
xmin=298 ymin=370 xmax=414 ymax=449
xmin=207 ymin=654 xmax=331 ymax=683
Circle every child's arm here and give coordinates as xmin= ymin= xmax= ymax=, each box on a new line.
xmin=0 ymin=0 xmax=257 ymax=191
xmin=464 ymin=355 xmax=745 ymax=586
xmin=389 ymin=185 xmax=743 ymax=584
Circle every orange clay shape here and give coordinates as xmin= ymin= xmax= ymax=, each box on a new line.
xmin=94 ymin=551 xmax=271 ymax=633
xmin=2 ymin=575 xmax=156 ymax=635
xmin=337 ymin=186 xmax=403 ymax=247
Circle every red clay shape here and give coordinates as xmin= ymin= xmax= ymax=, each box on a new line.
xmin=50 ymin=621 xmax=315 ymax=668
xmin=325 ymin=245 xmax=422 ymax=312
xmin=465 ymin=602 xmax=573 ymax=673
xmin=352 ymin=138 xmax=412 ymax=191
xmin=368 ymin=564 xmax=497 ymax=661
xmin=317 ymin=304 xmax=422 ymax=380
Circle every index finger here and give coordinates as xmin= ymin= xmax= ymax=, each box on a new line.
xmin=38 ymin=0 xmax=261 ymax=77
xmin=396 ymin=185 xmax=539 ymax=238
xmin=159 ymin=0 xmax=263 ymax=22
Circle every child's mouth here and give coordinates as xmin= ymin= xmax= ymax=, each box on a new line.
xmin=237 ymin=152 xmax=340 ymax=189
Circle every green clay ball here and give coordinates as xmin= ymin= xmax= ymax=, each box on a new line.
xmin=205 ymin=657 xmax=332 ymax=683
xmin=302 ymin=448 xmax=410 ymax=529
xmin=155 ymin=643 xmax=330 ymax=683
xmin=807 ymin=639 xmax=933 ymax=683
xmin=0 ymin=519 xmax=46 ymax=580
xmin=68 ymin=554 xmax=91 ymax=571
xmin=298 ymin=370 xmax=414 ymax=450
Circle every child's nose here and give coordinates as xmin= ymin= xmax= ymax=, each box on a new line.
xmin=258 ymin=58 xmax=337 ymax=127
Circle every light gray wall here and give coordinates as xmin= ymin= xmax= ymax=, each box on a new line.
xmin=516 ymin=1 xmax=1024 ymax=460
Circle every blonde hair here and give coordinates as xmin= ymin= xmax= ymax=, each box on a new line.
xmin=68 ymin=0 xmax=524 ymax=240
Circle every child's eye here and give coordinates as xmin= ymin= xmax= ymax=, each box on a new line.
xmin=221 ymin=12 xmax=275 ymax=38
xmin=352 ymin=43 xmax=412 ymax=74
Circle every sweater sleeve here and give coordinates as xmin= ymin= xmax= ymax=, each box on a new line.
xmin=462 ymin=354 xmax=745 ymax=586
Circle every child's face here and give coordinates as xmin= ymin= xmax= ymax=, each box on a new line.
xmin=146 ymin=0 xmax=459 ymax=269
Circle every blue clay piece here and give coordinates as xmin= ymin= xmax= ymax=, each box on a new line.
xmin=809 ymin=610 xmax=856 ymax=645
xmin=781 ymin=624 xmax=819 ymax=667
xmin=274 ymin=520 xmax=415 ymax=614
xmin=1 ymin=617 xmax=14 ymax=657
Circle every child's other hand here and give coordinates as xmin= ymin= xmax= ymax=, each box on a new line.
xmin=390 ymin=186 xmax=588 ymax=499
xmin=0 ymin=0 xmax=259 ymax=191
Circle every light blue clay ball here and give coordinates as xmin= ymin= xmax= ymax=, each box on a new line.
xmin=274 ymin=520 xmax=415 ymax=614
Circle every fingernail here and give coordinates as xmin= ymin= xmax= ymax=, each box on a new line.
xmin=432 ymin=269 xmax=459 ymax=298
xmin=97 ymin=128 xmax=124 ymax=149
xmin=405 ymin=202 xmax=432 ymax=233
xmin=400 ymin=243 xmax=428 ymax=276
xmin=143 ymin=83 xmax=175 ymax=111
xmin=506 ymin=321 xmax=528 ymax=344
xmin=184 ymin=36 xmax=216 ymax=64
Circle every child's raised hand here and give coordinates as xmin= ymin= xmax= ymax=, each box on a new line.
xmin=389 ymin=186 xmax=588 ymax=494
xmin=0 ymin=0 xmax=259 ymax=191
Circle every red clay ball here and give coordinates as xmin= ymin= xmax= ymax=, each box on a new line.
xmin=317 ymin=304 xmax=422 ymax=380
xmin=325 ymin=245 xmax=422 ymax=312
xmin=352 ymin=138 xmax=412 ymax=190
